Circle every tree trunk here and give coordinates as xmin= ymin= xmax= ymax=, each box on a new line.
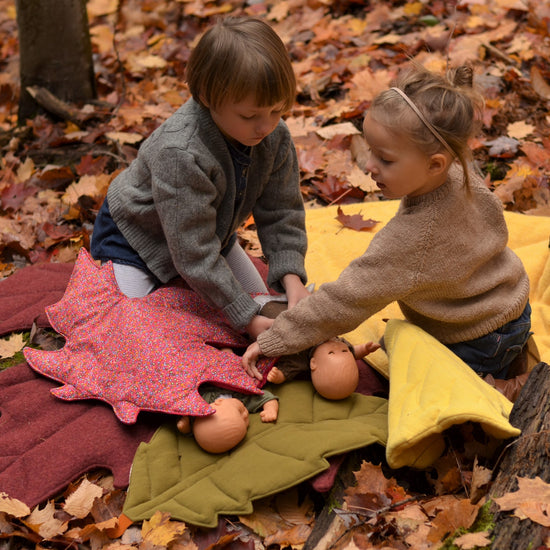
xmin=15 ymin=0 xmax=96 ymax=123
xmin=489 ymin=362 xmax=550 ymax=549
xmin=303 ymin=446 xmax=387 ymax=550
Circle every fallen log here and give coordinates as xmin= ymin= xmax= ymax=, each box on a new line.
xmin=488 ymin=362 xmax=550 ymax=548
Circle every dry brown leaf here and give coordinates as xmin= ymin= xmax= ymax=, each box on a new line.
xmin=428 ymin=454 xmax=464 ymax=495
xmin=348 ymin=68 xmax=393 ymax=102
xmin=141 ymin=511 xmax=187 ymax=546
xmin=86 ymin=0 xmax=118 ymax=18
xmin=64 ymin=478 xmax=104 ymax=519
xmin=263 ymin=523 xmax=312 ymax=547
xmin=315 ymin=122 xmax=360 ymax=140
xmin=90 ymin=24 xmax=115 ymax=55
xmin=0 ymin=493 xmax=31 ymax=518
xmin=494 ymin=476 xmax=550 ymax=526
xmin=26 ymin=501 xmax=68 ymax=539
xmin=285 ymin=116 xmax=318 ymax=138
xmin=453 ymin=530 xmax=492 ymax=549
xmin=0 ymin=333 xmax=25 ymax=359
xmin=16 ymin=157 xmax=35 ymax=183
xmin=239 ymin=499 xmax=288 ymax=538
xmin=275 ymin=488 xmax=314 ymax=526
xmin=427 ymin=499 xmax=481 ymax=543
xmin=507 ymin=120 xmax=536 ymax=140
xmin=347 ymin=165 xmax=377 ymax=193
xmin=62 ymin=174 xmax=111 ymax=205
xmin=470 ymin=458 xmax=493 ymax=504
xmin=336 ymin=207 xmax=379 ymax=232
xmin=105 ymin=131 xmax=144 ymax=145
xmin=404 ymin=523 xmax=435 ymax=549
xmin=531 ymin=65 xmax=550 ymax=99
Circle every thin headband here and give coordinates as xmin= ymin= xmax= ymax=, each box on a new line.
xmin=390 ymin=87 xmax=456 ymax=158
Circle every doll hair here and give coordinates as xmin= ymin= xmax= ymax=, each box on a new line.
xmin=186 ymin=16 xmax=296 ymax=112
xmin=368 ymin=64 xmax=484 ymax=190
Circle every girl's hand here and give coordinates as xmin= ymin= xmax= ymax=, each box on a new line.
xmin=242 ymin=341 xmax=263 ymax=380
xmin=353 ymin=341 xmax=381 ymax=359
xmin=245 ymin=314 xmax=274 ymax=339
xmin=282 ymin=274 xmax=311 ymax=309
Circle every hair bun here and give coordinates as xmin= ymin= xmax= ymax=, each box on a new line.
xmin=451 ymin=65 xmax=474 ymax=88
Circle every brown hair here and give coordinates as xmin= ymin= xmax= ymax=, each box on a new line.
xmin=186 ymin=16 xmax=296 ymax=112
xmin=368 ymin=64 xmax=484 ymax=189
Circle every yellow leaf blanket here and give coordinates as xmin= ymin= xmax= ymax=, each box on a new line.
xmin=305 ymin=201 xmax=550 ymax=468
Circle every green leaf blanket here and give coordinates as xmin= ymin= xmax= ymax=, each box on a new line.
xmin=123 ymin=381 xmax=388 ymax=528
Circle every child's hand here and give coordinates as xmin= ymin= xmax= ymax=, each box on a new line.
xmin=282 ymin=274 xmax=311 ymax=309
xmin=242 ymin=341 xmax=263 ymax=380
xmin=353 ymin=341 xmax=381 ymax=359
xmin=245 ymin=315 xmax=274 ymax=339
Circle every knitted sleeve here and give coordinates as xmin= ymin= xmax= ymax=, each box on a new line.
xmin=253 ymin=121 xmax=308 ymax=293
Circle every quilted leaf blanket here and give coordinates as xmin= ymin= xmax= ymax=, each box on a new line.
xmin=24 ymin=249 xmax=276 ymax=423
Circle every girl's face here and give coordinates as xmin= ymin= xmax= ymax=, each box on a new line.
xmin=362 ymin=111 xmax=446 ymax=199
xmin=208 ymin=94 xmax=286 ymax=147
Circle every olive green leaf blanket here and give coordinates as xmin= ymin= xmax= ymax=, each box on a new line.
xmin=123 ymin=381 xmax=388 ymax=528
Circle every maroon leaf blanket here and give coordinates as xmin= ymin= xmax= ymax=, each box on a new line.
xmin=0 ymin=363 xmax=161 ymax=507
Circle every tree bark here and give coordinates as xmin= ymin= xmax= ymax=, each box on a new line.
xmin=16 ymin=0 xmax=96 ymax=123
xmin=303 ymin=445 xmax=387 ymax=550
xmin=489 ymin=362 xmax=550 ymax=549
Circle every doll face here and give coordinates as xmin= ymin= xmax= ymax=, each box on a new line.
xmin=310 ymin=339 xmax=359 ymax=400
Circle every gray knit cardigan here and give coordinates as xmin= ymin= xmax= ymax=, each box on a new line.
xmin=107 ymin=99 xmax=307 ymax=329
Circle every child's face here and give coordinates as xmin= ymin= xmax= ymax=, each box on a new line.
xmin=362 ymin=112 xmax=445 ymax=199
xmin=208 ymin=95 xmax=286 ymax=147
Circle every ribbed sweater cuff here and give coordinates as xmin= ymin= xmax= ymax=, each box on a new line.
xmin=257 ymin=332 xmax=286 ymax=357
xmin=223 ymin=294 xmax=261 ymax=330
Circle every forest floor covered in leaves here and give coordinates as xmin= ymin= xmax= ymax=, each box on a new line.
xmin=1 ymin=0 xmax=550 ymax=549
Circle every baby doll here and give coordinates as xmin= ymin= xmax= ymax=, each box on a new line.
xmin=177 ymin=382 xmax=279 ymax=453
xmin=260 ymin=301 xmax=379 ymax=399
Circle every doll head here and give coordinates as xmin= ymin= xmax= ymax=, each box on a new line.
xmin=193 ymin=397 xmax=250 ymax=453
xmin=309 ymin=338 xmax=359 ymax=400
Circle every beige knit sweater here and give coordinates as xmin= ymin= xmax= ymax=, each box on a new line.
xmin=257 ymin=166 xmax=530 ymax=357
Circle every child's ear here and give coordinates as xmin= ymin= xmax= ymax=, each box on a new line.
xmin=309 ymin=357 xmax=318 ymax=371
xmin=428 ymin=153 xmax=449 ymax=176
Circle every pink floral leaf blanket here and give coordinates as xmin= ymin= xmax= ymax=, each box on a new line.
xmin=23 ymin=248 xmax=276 ymax=424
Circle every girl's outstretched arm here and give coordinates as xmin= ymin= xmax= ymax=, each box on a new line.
xmin=245 ymin=315 xmax=274 ymax=340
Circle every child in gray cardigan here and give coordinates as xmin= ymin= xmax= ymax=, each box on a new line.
xmin=91 ymin=17 xmax=309 ymax=337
